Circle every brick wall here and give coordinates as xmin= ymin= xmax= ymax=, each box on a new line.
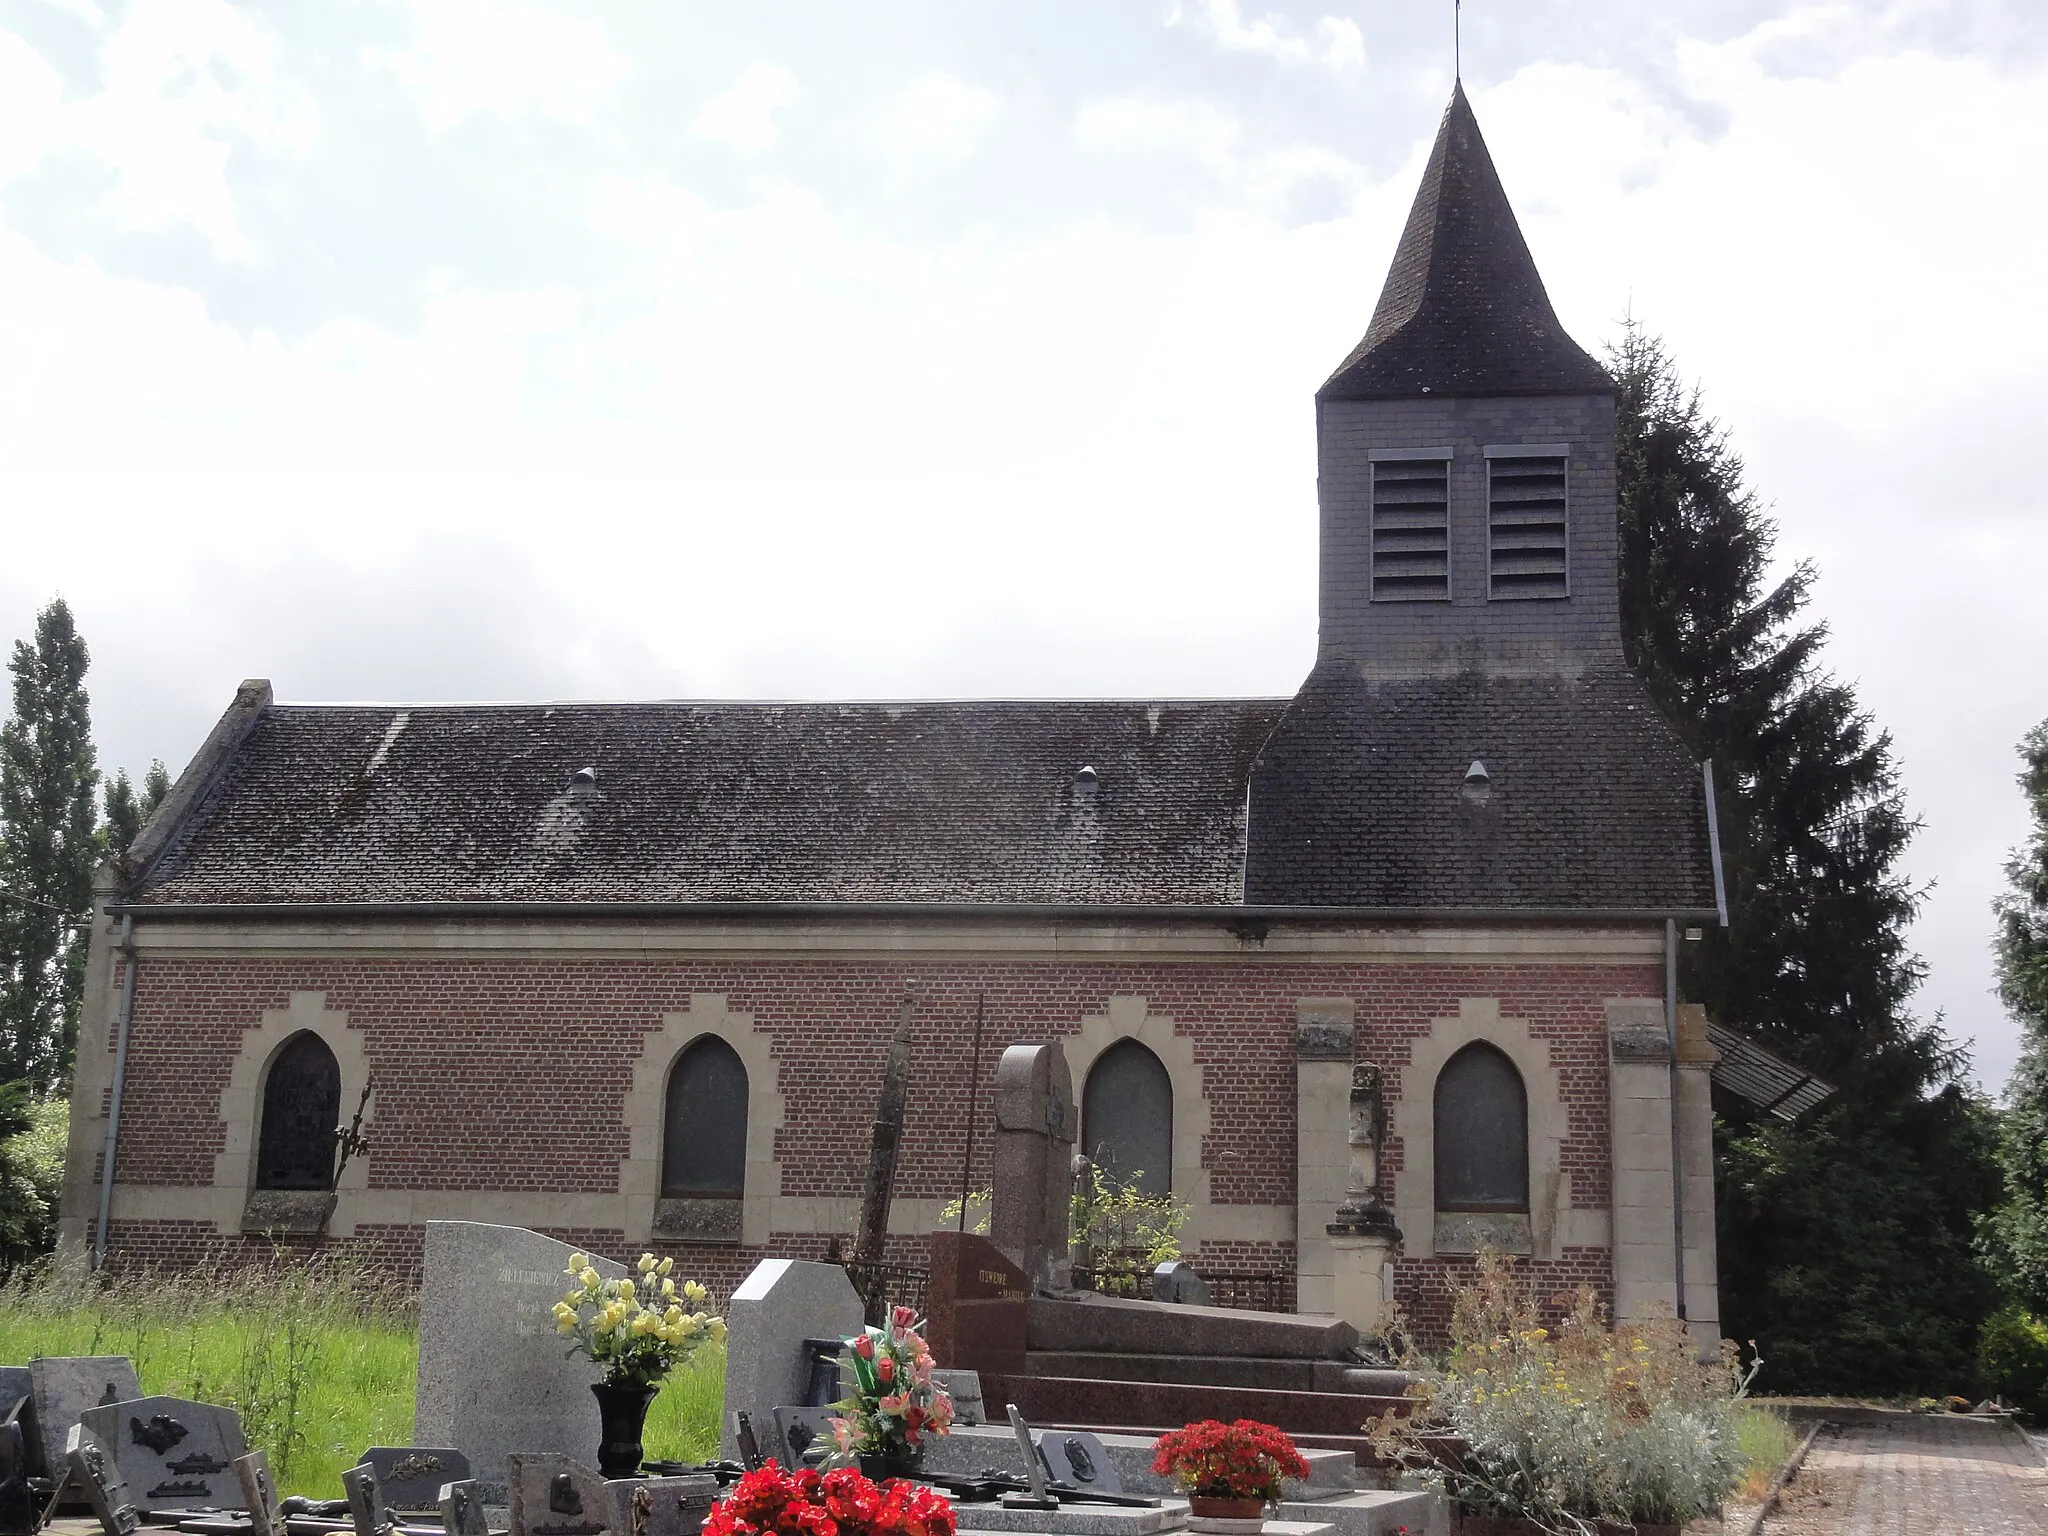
xmin=96 ymin=951 xmax=1658 ymax=1321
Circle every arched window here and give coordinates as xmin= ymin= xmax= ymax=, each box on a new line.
xmin=1434 ymin=1042 xmax=1529 ymax=1212
xmin=256 ymin=1032 xmax=341 ymax=1191
xmin=662 ymin=1037 xmax=749 ymax=1199
xmin=1082 ymin=1040 xmax=1173 ymax=1199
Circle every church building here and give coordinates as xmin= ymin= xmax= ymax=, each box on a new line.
xmin=58 ymin=86 xmax=1725 ymax=1339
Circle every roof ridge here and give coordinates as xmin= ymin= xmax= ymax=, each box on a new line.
xmin=264 ymin=695 xmax=1296 ymax=711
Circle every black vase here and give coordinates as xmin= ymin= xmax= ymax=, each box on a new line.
xmin=856 ymin=1449 xmax=921 ymax=1483
xmin=591 ymin=1381 xmax=659 ymax=1479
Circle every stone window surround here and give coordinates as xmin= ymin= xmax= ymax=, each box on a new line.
xmin=1393 ymin=997 xmax=1567 ymax=1260
xmin=1065 ymin=996 xmax=1213 ymax=1219
xmin=211 ymin=990 xmax=372 ymax=1233
xmin=618 ymin=993 xmax=786 ymax=1247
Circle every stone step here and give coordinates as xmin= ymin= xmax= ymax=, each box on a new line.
xmin=1025 ymin=1297 xmax=1358 ymax=1361
xmin=1026 ymin=1353 xmax=1417 ymax=1398
xmin=922 ymin=1423 xmax=1358 ymax=1499
xmin=981 ymin=1373 xmax=1413 ymax=1450
xmin=1276 ymin=1491 xmax=1447 ymax=1536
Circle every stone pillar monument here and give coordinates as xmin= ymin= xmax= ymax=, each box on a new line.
xmin=1327 ymin=1063 xmax=1401 ymax=1335
xmin=990 ymin=1042 xmax=1076 ymax=1293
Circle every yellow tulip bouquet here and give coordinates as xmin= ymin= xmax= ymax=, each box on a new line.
xmin=555 ymin=1251 xmax=728 ymax=1389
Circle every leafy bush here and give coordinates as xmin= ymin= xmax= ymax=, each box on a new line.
xmin=1371 ymin=1250 xmax=1755 ymax=1534
xmin=0 ymin=1085 xmax=66 ymax=1279
xmin=1979 ymin=1306 xmax=2048 ymax=1417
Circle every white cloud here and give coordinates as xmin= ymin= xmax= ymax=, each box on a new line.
xmin=1166 ymin=0 xmax=1366 ymax=73
xmin=690 ymin=63 xmax=802 ymax=155
xmin=369 ymin=1 xmax=627 ymax=131
xmin=0 ymin=31 xmax=65 ymax=186
xmin=883 ymin=74 xmax=1000 ymax=179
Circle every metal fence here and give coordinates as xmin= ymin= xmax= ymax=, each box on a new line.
xmin=1071 ymin=1252 xmax=1296 ymax=1314
xmin=840 ymin=1258 xmax=930 ymax=1322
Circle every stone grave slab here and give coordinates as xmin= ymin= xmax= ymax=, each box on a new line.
xmin=607 ymin=1474 xmax=717 ymax=1536
xmin=720 ymin=1260 xmax=862 ymax=1463
xmin=1036 ymin=1431 xmax=1122 ymax=1495
xmin=358 ymin=1447 xmax=472 ymax=1512
xmin=30 ymin=1357 xmax=141 ymax=1484
xmin=442 ymin=1479 xmax=490 ymax=1536
xmin=340 ymin=1465 xmax=381 ymax=1536
xmin=415 ymin=1223 xmax=626 ymax=1474
xmin=79 ymin=1396 xmax=247 ymax=1513
xmin=948 ymin=1504 xmax=1182 ymax=1536
xmin=505 ymin=1454 xmax=613 ymax=1536
xmin=929 ymin=1369 xmax=984 ymax=1427
xmin=921 ymin=1426 xmax=1354 ymax=1501
xmin=233 ymin=1451 xmax=282 ymax=1536
xmin=766 ymin=1408 xmax=838 ymax=1470
xmin=65 ymin=1425 xmax=139 ymax=1536
xmin=1274 ymin=1491 xmax=1447 ymax=1536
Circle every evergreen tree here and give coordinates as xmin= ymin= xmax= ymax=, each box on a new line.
xmin=1986 ymin=722 xmax=2048 ymax=1309
xmin=102 ymin=758 xmax=172 ymax=857
xmin=1612 ymin=324 xmax=1998 ymax=1393
xmin=0 ymin=600 xmax=100 ymax=1092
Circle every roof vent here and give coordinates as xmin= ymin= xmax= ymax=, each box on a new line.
xmin=1462 ymin=759 xmax=1492 ymax=807
xmin=1465 ymin=760 xmax=1489 ymax=784
xmin=572 ymin=766 xmax=598 ymax=786
xmin=1073 ymin=765 xmax=1100 ymax=806
xmin=1075 ymin=765 xmax=1098 ymax=783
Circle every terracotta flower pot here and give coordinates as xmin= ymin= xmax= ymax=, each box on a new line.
xmin=1187 ymin=1495 xmax=1267 ymax=1535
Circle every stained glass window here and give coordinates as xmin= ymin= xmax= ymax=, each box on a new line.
xmin=1434 ymin=1042 xmax=1529 ymax=1211
xmin=662 ymin=1037 xmax=749 ymax=1198
xmin=1082 ymin=1039 xmax=1173 ymax=1198
xmin=256 ymin=1032 xmax=341 ymax=1191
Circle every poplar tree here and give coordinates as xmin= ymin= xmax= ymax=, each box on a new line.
xmin=1987 ymin=722 xmax=2048 ymax=1308
xmin=1612 ymin=324 xmax=1998 ymax=1392
xmin=102 ymin=759 xmax=172 ymax=857
xmin=0 ymin=599 xmax=100 ymax=1092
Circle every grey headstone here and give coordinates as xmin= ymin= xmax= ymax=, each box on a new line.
xmin=0 ymin=1418 xmax=32 ymax=1536
xmin=29 ymin=1357 xmax=140 ymax=1482
xmin=359 ymin=1447 xmax=471 ymax=1512
xmin=65 ymin=1425 xmax=139 ymax=1536
xmin=1037 ymin=1431 xmax=1122 ymax=1495
xmin=719 ymin=1260 xmax=862 ymax=1463
xmin=341 ymin=1463 xmax=382 ymax=1536
xmin=415 ymin=1223 xmax=625 ymax=1474
xmin=930 ymin=1369 xmax=983 ymax=1427
xmin=0 ymin=1371 xmax=31 ymax=1481
xmin=1149 ymin=1260 xmax=1212 ymax=1307
xmin=990 ymin=1043 xmax=1076 ymax=1291
xmin=233 ymin=1451 xmax=282 ymax=1536
xmin=607 ymin=1475 xmax=717 ymax=1536
xmin=78 ymin=1396 xmax=247 ymax=1513
xmin=505 ymin=1454 xmax=613 ymax=1536
xmin=442 ymin=1479 xmax=490 ymax=1536
xmin=767 ymin=1408 xmax=838 ymax=1470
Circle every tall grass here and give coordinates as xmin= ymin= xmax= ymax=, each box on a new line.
xmin=1730 ymin=1402 xmax=1800 ymax=1502
xmin=1 ymin=1253 xmax=724 ymax=1496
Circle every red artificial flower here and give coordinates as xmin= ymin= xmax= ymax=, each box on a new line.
xmin=854 ymin=1334 xmax=877 ymax=1359
xmin=877 ymin=1356 xmax=895 ymax=1386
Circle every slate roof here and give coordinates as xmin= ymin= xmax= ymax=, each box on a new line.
xmin=1244 ymin=664 xmax=1715 ymax=911
xmin=1320 ymin=84 xmax=1613 ymax=401
xmin=128 ymin=699 xmax=1289 ymax=907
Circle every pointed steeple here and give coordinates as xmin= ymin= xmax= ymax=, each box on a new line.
xmin=1320 ymin=84 xmax=1610 ymax=400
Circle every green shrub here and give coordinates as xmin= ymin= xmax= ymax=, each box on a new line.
xmin=1979 ymin=1306 xmax=2048 ymax=1416
xmin=0 ymin=1087 xmax=66 ymax=1280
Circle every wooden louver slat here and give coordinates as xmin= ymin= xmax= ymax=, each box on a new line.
xmin=1488 ymin=454 xmax=1568 ymax=598
xmin=1371 ymin=459 xmax=1450 ymax=601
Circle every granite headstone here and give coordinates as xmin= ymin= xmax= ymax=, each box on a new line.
xmin=610 ymin=1475 xmax=717 ymax=1536
xmin=1036 ymin=1431 xmax=1122 ymax=1495
xmin=358 ymin=1447 xmax=471 ymax=1512
xmin=0 ymin=1414 xmax=32 ymax=1536
xmin=441 ymin=1480 xmax=490 ymax=1536
xmin=929 ymin=1369 xmax=984 ymax=1427
xmin=990 ymin=1043 xmax=1076 ymax=1292
xmin=415 ymin=1223 xmax=626 ymax=1474
xmin=78 ymin=1396 xmax=247 ymax=1513
xmin=0 ymin=1370 xmax=31 ymax=1481
xmin=505 ymin=1454 xmax=613 ymax=1536
xmin=29 ymin=1357 xmax=140 ymax=1484
xmin=233 ymin=1451 xmax=282 ymax=1536
xmin=767 ymin=1408 xmax=838 ymax=1470
xmin=1149 ymin=1261 xmax=1212 ymax=1307
xmin=719 ymin=1260 xmax=862 ymax=1463
xmin=65 ymin=1425 xmax=138 ymax=1536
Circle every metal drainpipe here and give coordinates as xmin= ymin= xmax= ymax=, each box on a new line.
xmin=92 ymin=913 xmax=139 ymax=1270
xmin=1665 ymin=917 xmax=1688 ymax=1322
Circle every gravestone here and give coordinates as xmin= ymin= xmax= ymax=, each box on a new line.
xmin=505 ymin=1454 xmax=613 ymax=1536
xmin=358 ymin=1447 xmax=471 ymax=1512
xmin=1150 ymin=1260 xmax=1212 ymax=1307
xmin=441 ymin=1480 xmax=490 ymax=1536
xmin=65 ymin=1425 xmax=139 ymax=1536
xmin=0 ymin=1371 xmax=32 ymax=1483
xmin=233 ymin=1451 xmax=282 ymax=1536
xmin=719 ymin=1260 xmax=862 ymax=1463
xmin=610 ymin=1475 xmax=717 ymax=1536
xmin=29 ymin=1357 xmax=140 ymax=1484
xmin=990 ymin=1043 xmax=1075 ymax=1291
xmin=78 ymin=1396 xmax=247 ymax=1514
xmin=341 ymin=1464 xmax=382 ymax=1536
xmin=0 ymin=1415 xmax=32 ymax=1536
xmin=929 ymin=1369 xmax=984 ymax=1427
xmin=1035 ymin=1430 xmax=1122 ymax=1495
xmin=767 ymin=1408 xmax=837 ymax=1470
xmin=415 ymin=1223 xmax=625 ymax=1474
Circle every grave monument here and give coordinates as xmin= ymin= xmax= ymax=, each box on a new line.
xmin=77 ymin=1396 xmax=247 ymax=1515
xmin=719 ymin=1259 xmax=863 ymax=1463
xmin=990 ymin=1043 xmax=1075 ymax=1293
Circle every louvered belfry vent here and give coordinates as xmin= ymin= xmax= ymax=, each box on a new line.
xmin=1487 ymin=449 xmax=1570 ymax=599
xmin=1370 ymin=454 xmax=1451 ymax=601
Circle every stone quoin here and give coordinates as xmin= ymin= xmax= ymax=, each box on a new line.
xmin=55 ymin=84 xmax=1725 ymax=1341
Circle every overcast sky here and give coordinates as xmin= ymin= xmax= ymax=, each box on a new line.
xmin=1 ymin=0 xmax=2042 ymax=1088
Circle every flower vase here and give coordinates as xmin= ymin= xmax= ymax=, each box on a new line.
xmin=857 ymin=1449 xmax=923 ymax=1483
xmin=591 ymin=1381 xmax=658 ymax=1479
xmin=1187 ymin=1496 xmax=1267 ymax=1535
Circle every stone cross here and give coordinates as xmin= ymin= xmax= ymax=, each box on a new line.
xmin=1327 ymin=1063 xmax=1400 ymax=1238
xmin=990 ymin=1042 xmax=1076 ymax=1292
